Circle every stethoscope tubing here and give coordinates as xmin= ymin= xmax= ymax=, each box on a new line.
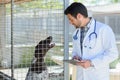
xmin=73 ymin=19 xmax=97 ymax=49
xmin=88 ymin=20 xmax=97 ymax=41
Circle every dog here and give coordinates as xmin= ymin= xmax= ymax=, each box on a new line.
xmin=25 ymin=36 xmax=55 ymax=80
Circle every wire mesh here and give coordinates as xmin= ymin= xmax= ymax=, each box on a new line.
xmin=0 ymin=3 xmax=12 ymax=80
xmin=0 ymin=0 xmax=120 ymax=80
xmin=0 ymin=0 xmax=64 ymax=80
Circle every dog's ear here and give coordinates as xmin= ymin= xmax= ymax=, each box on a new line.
xmin=46 ymin=36 xmax=52 ymax=39
xmin=45 ymin=36 xmax=52 ymax=43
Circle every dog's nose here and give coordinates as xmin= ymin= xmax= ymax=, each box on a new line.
xmin=49 ymin=42 xmax=55 ymax=48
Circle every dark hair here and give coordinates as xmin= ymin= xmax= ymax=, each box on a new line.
xmin=64 ymin=2 xmax=88 ymax=18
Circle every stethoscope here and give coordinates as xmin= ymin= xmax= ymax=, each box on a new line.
xmin=73 ymin=20 xmax=97 ymax=49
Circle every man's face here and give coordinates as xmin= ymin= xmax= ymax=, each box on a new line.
xmin=67 ymin=14 xmax=81 ymax=28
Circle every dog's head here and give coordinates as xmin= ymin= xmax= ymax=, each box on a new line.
xmin=35 ymin=36 xmax=55 ymax=58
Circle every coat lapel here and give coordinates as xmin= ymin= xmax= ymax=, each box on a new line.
xmin=83 ymin=19 xmax=96 ymax=45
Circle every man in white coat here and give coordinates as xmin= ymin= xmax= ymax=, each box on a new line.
xmin=64 ymin=2 xmax=118 ymax=80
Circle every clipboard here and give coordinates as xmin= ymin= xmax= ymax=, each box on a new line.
xmin=63 ymin=59 xmax=80 ymax=65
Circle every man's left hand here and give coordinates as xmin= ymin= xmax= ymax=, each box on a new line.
xmin=76 ymin=60 xmax=92 ymax=69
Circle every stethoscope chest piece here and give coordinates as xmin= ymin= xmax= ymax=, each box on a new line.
xmin=73 ymin=35 xmax=78 ymax=40
xmin=73 ymin=30 xmax=79 ymax=40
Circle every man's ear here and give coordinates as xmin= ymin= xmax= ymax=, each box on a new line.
xmin=77 ymin=13 xmax=82 ymax=20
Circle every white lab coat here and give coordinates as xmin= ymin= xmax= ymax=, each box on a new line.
xmin=72 ymin=18 xmax=118 ymax=80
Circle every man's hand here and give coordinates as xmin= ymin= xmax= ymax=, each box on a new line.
xmin=76 ymin=60 xmax=92 ymax=69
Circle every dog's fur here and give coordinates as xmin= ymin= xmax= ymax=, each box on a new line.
xmin=25 ymin=36 xmax=55 ymax=80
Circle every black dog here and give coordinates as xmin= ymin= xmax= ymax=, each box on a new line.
xmin=25 ymin=36 xmax=55 ymax=80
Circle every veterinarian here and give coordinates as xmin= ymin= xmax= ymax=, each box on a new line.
xmin=64 ymin=2 xmax=118 ymax=80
